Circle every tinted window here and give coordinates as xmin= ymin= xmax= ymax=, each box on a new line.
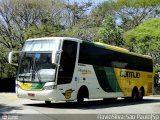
xmin=78 ymin=42 xmax=153 ymax=72
xmin=57 ymin=40 xmax=77 ymax=84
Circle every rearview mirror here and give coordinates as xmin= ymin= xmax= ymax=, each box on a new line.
xmin=8 ymin=51 xmax=21 ymax=66
xmin=52 ymin=50 xmax=62 ymax=65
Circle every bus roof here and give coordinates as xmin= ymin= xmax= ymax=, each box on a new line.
xmin=94 ymin=42 xmax=152 ymax=59
xmin=26 ymin=37 xmax=82 ymax=42
xmin=95 ymin=42 xmax=129 ymax=52
xmin=26 ymin=37 xmax=152 ymax=59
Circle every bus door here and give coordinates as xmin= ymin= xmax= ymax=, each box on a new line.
xmin=56 ymin=40 xmax=78 ymax=101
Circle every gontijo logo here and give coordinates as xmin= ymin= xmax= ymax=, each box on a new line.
xmin=120 ymin=70 xmax=140 ymax=78
xmin=62 ymin=89 xmax=74 ymax=99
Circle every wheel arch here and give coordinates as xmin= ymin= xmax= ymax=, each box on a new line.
xmin=77 ymin=85 xmax=89 ymax=99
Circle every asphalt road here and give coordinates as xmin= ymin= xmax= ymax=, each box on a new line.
xmin=0 ymin=93 xmax=160 ymax=120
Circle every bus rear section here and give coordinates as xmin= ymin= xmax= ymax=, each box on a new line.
xmin=77 ymin=41 xmax=154 ymax=101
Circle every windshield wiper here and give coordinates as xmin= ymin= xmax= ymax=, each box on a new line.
xmin=33 ymin=61 xmax=42 ymax=83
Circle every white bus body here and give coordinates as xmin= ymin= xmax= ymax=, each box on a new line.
xmin=8 ymin=37 xmax=154 ymax=103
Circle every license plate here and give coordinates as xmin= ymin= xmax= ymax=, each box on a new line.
xmin=28 ymin=93 xmax=35 ymax=97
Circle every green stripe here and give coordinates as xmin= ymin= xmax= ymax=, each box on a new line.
xmin=31 ymin=83 xmax=44 ymax=89
xmin=94 ymin=66 xmax=121 ymax=92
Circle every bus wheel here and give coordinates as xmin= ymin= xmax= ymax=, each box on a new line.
xmin=77 ymin=86 xmax=89 ymax=103
xmin=45 ymin=101 xmax=51 ymax=105
xmin=139 ymin=87 xmax=145 ymax=100
xmin=132 ymin=87 xmax=139 ymax=101
xmin=77 ymin=90 xmax=84 ymax=103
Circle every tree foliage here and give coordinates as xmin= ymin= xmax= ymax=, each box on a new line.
xmin=91 ymin=0 xmax=160 ymax=31
xmin=63 ymin=15 xmax=99 ymax=41
xmin=0 ymin=0 xmax=65 ymax=78
xmin=124 ymin=18 xmax=160 ymax=63
xmin=24 ymin=21 xmax=65 ymax=39
xmin=0 ymin=0 xmax=160 ymax=78
xmin=65 ymin=1 xmax=92 ymax=26
xmin=96 ymin=16 xmax=124 ymax=46
xmin=0 ymin=0 xmax=65 ymax=50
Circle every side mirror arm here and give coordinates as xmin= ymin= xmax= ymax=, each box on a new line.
xmin=52 ymin=50 xmax=62 ymax=65
xmin=8 ymin=51 xmax=21 ymax=66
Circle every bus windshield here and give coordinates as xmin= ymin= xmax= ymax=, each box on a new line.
xmin=17 ymin=52 xmax=56 ymax=82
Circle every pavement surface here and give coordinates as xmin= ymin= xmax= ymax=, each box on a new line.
xmin=0 ymin=93 xmax=160 ymax=120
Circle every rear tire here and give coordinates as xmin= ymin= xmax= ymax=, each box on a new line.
xmin=132 ymin=88 xmax=139 ymax=101
xmin=139 ymin=88 xmax=145 ymax=100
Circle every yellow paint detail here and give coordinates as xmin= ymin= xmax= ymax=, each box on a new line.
xmin=114 ymin=68 xmax=154 ymax=97
xmin=94 ymin=42 xmax=151 ymax=59
xmin=20 ymin=82 xmax=32 ymax=90
xmin=64 ymin=89 xmax=74 ymax=99
xmin=95 ymin=42 xmax=129 ymax=52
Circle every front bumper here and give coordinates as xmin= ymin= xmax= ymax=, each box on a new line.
xmin=17 ymin=89 xmax=56 ymax=101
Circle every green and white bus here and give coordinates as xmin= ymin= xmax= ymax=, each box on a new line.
xmin=8 ymin=37 xmax=154 ymax=104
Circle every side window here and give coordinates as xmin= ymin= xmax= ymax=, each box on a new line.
xmin=57 ymin=40 xmax=77 ymax=84
xmin=79 ymin=42 xmax=153 ymax=72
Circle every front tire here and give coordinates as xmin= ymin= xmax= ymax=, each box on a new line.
xmin=77 ymin=91 xmax=84 ymax=103
xmin=77 ymin=86 xmax=89 ymax=103
xmin=45 ymin=101 xmax=51 ymax=105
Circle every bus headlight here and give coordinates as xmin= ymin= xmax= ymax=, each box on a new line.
xmin=44 ymin=85 xmax=57 ymax=90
